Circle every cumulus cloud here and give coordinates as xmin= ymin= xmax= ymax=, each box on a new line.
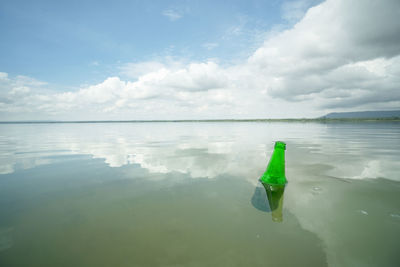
xmin=0 ymin=73 xmax=50 ymax=114
xmin=249 ymin=0 xmax=400 ymax=109
xmin=0 ymin=61 xmax=244 ymax=120
xmin=1 ymin=0 xmax=400 ymax=120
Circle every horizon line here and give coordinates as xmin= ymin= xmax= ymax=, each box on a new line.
xmin=1 ymin=117 xmax=400 ymax=124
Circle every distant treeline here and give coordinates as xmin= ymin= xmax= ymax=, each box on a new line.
xmin=321 ymin=110 xmax=400 ymax=119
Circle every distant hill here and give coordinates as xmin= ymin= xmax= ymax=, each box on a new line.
xmin=321 ymin=110 xmax=400 ymax=119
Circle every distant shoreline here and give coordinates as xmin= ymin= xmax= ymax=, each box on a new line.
xmin=1 ymin=118 xmax=399 ymax=124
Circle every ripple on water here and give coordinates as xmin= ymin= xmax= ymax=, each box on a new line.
xmin=389 ymin=213 xmax=400 ymax=219
xmin=357 ymin=210 xmax=369 ymax=215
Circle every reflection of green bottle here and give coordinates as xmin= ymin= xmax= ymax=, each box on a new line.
xmin=260 ymin=141 xmax=287 ymax=185
xmin=263 ymin=184 xmax=285 ymax=222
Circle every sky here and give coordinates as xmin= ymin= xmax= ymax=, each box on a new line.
xmin=0 ymin=0 xmax=399 ymax=120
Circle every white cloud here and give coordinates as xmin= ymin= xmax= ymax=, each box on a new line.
xmin=160 ymin=61 xmax=228 ymax=91
xmin=249 ymin=0 xmax=400 ymax=109
xmin=162 ymin=9 xmax=183 ymax=21
xmin=9 ymin=86 xmax=30 ymax=95
xmin=0 ymin=72 xmax=9 ymax=80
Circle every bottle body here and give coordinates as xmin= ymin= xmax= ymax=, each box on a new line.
xmin=260 ymin=141 xmax=287 ymax=185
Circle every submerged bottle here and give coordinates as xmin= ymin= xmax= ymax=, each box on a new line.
xmin=260 ymin=141 xmax=287 ymax=185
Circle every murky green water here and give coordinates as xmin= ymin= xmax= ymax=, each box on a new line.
xmin=0 ymin=122 xmax=399 ymax=266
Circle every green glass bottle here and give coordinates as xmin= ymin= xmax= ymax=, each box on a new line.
xmin=260 ymin=141 xmax=287 ymax=185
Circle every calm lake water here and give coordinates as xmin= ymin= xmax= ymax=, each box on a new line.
xmin=0 ymin=122 xmax=399 ymax=266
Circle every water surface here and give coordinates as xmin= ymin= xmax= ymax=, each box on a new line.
xmin=0 ymin=122 xmax=399 ymax=266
